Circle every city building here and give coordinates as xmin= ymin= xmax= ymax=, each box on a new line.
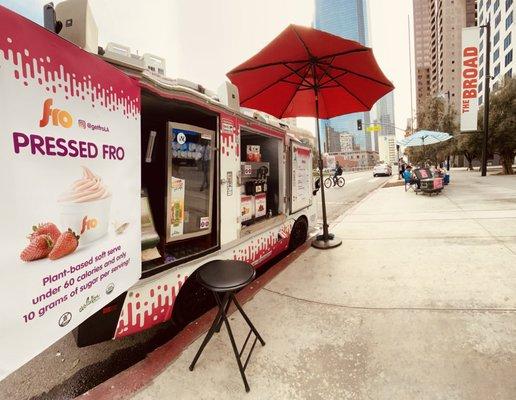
xmin=478 ymin=0 xmax=515 ymax=106
xmin=413 ymin=0 xmax=476 ymax=119
xmin=376 ymin=85 xmax=396 ymax=137
xmin=315 ymin=0 xmax=372 ymax=151
xmin=325 ymin=125 xmax=342 ymax=153
xmin=339 ymin=133 xmax=354 ymax=153
xmin=375 ymin=91 xmax=396 ymax=154
xmin=326 ymin=150 xmax=379 ymax=168
xmin=378 ymin=134 xmax=397 ymax=165
xmin=413 ymin=0 xmax=433 ymax=112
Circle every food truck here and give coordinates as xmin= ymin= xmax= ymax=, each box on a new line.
xmin=0 ymin=1 xmax=315 ymax=378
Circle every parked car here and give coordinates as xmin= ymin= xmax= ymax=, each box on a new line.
xmin=373 ymin=163 xmax=392 ymax=177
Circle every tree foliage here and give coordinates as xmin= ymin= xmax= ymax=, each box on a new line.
xmin=407 ymin=96 xmax=458 ymax=166
xmin=460 ymin=77 xmax=516 ymax=174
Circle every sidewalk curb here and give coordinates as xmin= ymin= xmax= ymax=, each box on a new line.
xmin=79 ymin=241 xmax=312 ymax=400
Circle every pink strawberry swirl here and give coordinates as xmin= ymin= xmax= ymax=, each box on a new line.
xmin=59 ymin=166 xmax=110 ymax=203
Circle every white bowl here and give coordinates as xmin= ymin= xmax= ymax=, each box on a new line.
xmin=59 ymin=196 xmax=112 ymax=246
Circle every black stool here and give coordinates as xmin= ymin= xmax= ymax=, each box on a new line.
xmin=189 ymin=260 xmax=265 ymax=392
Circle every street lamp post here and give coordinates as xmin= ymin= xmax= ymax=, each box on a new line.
xmin=480 ymin=20 xmax=491 ymax=177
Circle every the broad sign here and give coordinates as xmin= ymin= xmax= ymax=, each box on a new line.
xmin=0 ymin=7 xmax=141 ymax=379
xmin=460 ymin=27 xmax=480 ymax=132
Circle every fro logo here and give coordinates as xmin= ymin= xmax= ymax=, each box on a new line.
xmin=81 ymin=215 xmax=98 ymax=234
xmin=39 ymin=98 xmax=73 ymax=128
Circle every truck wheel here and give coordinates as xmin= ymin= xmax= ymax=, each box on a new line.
xmin=288 ymin=217 xmax=308 ymax=251
xmin=171 ymin=274 xmax=214 ymax=329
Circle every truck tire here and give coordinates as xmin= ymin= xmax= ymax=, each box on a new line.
xmin=171 ymin=273 xmax=214 ymax=329
xmin=288 ymin=217 xmax=308 ymax=251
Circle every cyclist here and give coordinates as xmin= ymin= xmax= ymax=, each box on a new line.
xmin=333 ymin=161 xmax=343 ymax=186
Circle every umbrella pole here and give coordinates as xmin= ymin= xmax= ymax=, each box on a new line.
xmin=312 ymin=85 xmax=342 ymax=250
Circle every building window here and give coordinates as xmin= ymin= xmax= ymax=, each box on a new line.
xmin=480 ymin=68 xmax=484 ymax=78
xmin=479 ymin=82 xmax=483 ymax=93
xmin=505 ymin=32 xmax=512 ymax=49
xmin=479 ymin=95 xmax=483 ymax=106
xmin=507 ymin=11 xmax=514 ymax=29
xmin=507 ymin=0 xmax=513 ymax=11
xmin=506 ymin=68 xmax=513 ymax=78
xmin=494 ymin=48 xmax=500 ymax=61
xmin=506 ymin=49 xmax=513 ymax=66
xmin=494 ymin=31 xmax=500 ymax=45
xmin=495 ymin=12 xmax=502 ymax=27
xmin=480 ymin=54 xmax=484 ymax=65
xmin=495 ymin=0 xmax=500 ymax=10
xmin=480 ymin=40 xmax=484 ymax=51
xmin=494 ymin=63 xmax=501 ymax=76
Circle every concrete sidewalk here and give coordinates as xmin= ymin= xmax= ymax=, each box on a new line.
xmin=105 ymin=171 xmax=516 ymax=400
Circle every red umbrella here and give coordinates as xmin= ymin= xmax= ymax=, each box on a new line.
xmin=227 ymin=24 xmax=394 ymax=249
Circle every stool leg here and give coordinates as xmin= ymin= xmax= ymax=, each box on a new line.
xmin=217 ymin=296 xmax=251 ymax=392
xmin=231 ymin=293 xmax=265 ymax=346
xmin=189 ymin=292 xmax=229 ymax=371
xmin=214 ymin=293 xmax=232 ymax=333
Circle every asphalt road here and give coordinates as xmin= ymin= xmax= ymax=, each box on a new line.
xmin=0 ymin=169 xmax=390 ymax=400
xmin=314 ymin=169 xmax=391 ymax=223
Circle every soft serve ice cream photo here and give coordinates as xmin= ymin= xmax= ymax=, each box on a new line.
xmin=17 ymin=166 xmax=113 ymax=263
xmin=59 ymin=166 xmax=112 ymax=246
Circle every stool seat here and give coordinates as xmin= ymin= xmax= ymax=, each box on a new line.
xmin=189 ymin=259 xmax=264 ymax=392
xmin=197 ymin=260 xmax=255 ymax=292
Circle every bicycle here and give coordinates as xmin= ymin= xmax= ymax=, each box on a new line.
xmin=323 ymin=175 xmax=345 ymax=188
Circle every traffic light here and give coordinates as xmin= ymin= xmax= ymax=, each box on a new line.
xmin=357 ymin=119 xmax=362 ymax=131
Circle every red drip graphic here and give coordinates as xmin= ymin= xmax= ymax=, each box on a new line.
xmin=0 ymin=7 xmax=140 ymax=118
xmin=220 ymin=116 xmax=240 ymax=159
xmin=115 ymin=275 xmax=188 ymax=338
xmin=232 ymin=224 xmax=292 ymax=267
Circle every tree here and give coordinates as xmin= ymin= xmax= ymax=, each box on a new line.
xmin=456 ymin=132 xmax=481 ymax=170
xmin=407 ymin=96 xmax=458 ymax=166
xmin=487 ymin=77 xmax=516 ymax=174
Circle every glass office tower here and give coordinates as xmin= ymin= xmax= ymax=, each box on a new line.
xmin=314 ymin=0 xmax=372 ymax=151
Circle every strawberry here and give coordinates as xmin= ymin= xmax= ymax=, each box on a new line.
xmin=20 ymin=234 xmax=53 ymax=262
xmin=30 ymin=223 xmax=61 ymax=243
xmin=48 ymin=229 xmax=79 ymax=260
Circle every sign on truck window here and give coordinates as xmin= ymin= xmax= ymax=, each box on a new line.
xmin=0 ymin=7 xmax=141 ymax=379
xmin=291 ymin=143 xmax=312 ymax=213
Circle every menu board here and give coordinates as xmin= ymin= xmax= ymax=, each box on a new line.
xmin=291 ymin=143 xmax=312 ymax=213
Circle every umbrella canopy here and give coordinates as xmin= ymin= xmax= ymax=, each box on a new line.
xmin=227 ymin=24 xmax=393 ymax=249
xmin=400 ymin=130 xmax=452 ymax=147
xmin=227 ymin=24 xmax=394 ymax=119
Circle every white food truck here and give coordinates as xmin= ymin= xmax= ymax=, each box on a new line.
xmin=0 ymin=0 xmax=315 ymax=378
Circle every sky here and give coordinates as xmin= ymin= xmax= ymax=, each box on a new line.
xmin=1 ymin=0 xmax=414 ymax=139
